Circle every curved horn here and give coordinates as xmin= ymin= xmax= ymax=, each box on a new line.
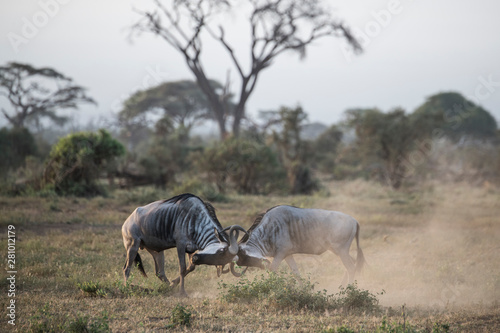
xmin=217 ymin=265 xmax=222 ymax=277
xmin=222 ymin=225 xmax=248 ymax=235
xmin=227 ymin=225 xmax=247 ymax=255
xmin=229 ymin=261 xmax=248 ymax=277
xmin=216 ymin=265 xmax=230 ymax=277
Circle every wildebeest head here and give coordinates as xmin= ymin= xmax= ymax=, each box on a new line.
xmin=221 ymin=245 xmax=270 ymax=277
xmin=235 ymin=244 xmax=270 ymax=269
xmin=191 ymin=225 xmax=247 ymax=266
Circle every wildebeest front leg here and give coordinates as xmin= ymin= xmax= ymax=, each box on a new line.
xmin=170 ymin=253 xmax=196 ymax=287
xmin=269 ymin=253 xmax=287 ymax=272
xmin=173 ymin=245 xmax=189 ymax=297
xmin=285 ymin=255 xmax=301 ymax=276
xmin=146 ymin=249 xmax=170 ymax=283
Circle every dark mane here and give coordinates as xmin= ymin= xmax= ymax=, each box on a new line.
xmin=203 ymin=201 xmax=223 ymax=229
xmin=163 ymin=193 xmax=197 ymax=204
xmin=240 ymin=205 xmax=283 ymax=243
xmin=163 ymin=193 xmax=223 ymax=229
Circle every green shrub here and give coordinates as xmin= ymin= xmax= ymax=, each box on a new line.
xmin=324 ymin=316 xmax=448 ymax=333
xmin=219 ymin=271 xmax=333 ymax=311
xmin=194 ymin=138 xmax=288 ymax=194
xmin=219 ymin=272 xmax=383 ymax=313
xmin=44 ymin=129 xmax=125 ymax=196
xmin=334 ymin=281 xmax=381 ymax=312
xmin=172 ymin=177 xmax=227 ymax=202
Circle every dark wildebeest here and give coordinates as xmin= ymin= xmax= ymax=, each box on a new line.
xmin=122 ymin=193 xmax=245 ymax=296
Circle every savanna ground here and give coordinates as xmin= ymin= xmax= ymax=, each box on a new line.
xmin=0 ymin=180 xmax=499 ymax=332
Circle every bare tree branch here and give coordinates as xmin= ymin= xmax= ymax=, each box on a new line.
xmin=0 ymin=62 xmax=96 ymax=129
xmin=131 ymin=0 xmax=361 ymax=138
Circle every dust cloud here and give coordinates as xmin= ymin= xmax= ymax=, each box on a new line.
xmin=297 ymin=183 xmax=499 ymax=309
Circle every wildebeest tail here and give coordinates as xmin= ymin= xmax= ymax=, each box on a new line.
xmin=135 ymin=253 xmax=147 ymax=277
xmin=355 ymin=222 xmax=365 ymax=275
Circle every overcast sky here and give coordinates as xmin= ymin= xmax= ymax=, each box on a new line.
xmin=1 ymin=0 xmax=499 ymax=131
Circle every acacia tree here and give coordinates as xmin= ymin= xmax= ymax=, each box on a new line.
xmin=133 ymin=0 xmax=360 ymax=139
xmin=0 ymin=62 xmax=96 ymax=129
xmin=118 ymin=79 xmax=231 ymax=145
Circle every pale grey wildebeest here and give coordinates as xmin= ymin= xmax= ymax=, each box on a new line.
xmin=121 ymin=193 xmax=245 ymax=296
xmin=228 ymin=205 xmax=365 ymax=284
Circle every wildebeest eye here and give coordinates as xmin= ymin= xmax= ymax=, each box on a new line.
xmin=217 ymin=248 xmax=226 ymax=254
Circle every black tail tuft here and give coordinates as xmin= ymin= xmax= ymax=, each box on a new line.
xmin=355 ymin=247 xmax=366 ymax=275
xmin=135 ymin=253 xmax=147 ymax=278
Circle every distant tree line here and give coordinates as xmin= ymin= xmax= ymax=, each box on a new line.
xmin=2 ymin=1 xmax=497 ymax=197
xmin=1 ymin=64 xmax=499 ymax=197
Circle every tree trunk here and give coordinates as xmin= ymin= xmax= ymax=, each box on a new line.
xmin=232 ymin=104 xmax=244 ymax=138
xmin=191 ymin=71 xmax=228 ymax=140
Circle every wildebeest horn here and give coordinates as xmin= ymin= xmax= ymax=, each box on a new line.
xmin=222 ymin=225 xmax=248 ymax=235
xmin=217 ymin=265 xmax=230 ymax=277
xmin=224 ymin=225 xmax=247 ymax=255
xmin=229 ymin=261 xmax=248 ymax=277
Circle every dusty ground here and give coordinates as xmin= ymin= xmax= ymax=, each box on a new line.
xmin=0 ymin=180 xmax=499 ymax=332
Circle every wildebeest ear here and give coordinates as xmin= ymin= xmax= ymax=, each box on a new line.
xmin=214 ymin=228 xmax=225 ymax=243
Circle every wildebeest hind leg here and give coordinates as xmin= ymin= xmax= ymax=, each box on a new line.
xmin=338 ymin=250 xmax=356 ymax=285
xmin=147 ymin=249 xmax=170 ymax=283
xmin=123 ymin=238 xmax=141 ymax=284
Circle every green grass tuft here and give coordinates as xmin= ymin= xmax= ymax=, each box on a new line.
xmin=167 ymin=304 xmax=192 ymax=328
xmin=76 ymin=281 xmax=107 ymax=297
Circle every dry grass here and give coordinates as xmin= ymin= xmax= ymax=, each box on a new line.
xmin=0 ymin=180 xmax=499 ymax=332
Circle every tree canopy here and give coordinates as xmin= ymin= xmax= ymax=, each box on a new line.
xmin=412 ymin=92 xmax=498 ymax=141
xmin=0 ymin=62 xmax=96 ymax=129
xmin=118 ymin=80 xmax=231 ymax=141
xmin=346 ymin=108 xmax=420 ymax=189
xmin=268 ymin=105 xmax=318 ymax=194
xmin=0 ymin=127 xmax=38 ymax=177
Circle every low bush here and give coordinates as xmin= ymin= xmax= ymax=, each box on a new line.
xmin=194 ymin=138 xmax=288 ymax=195
xmin=334 ymin=281 xmax=381 ymax=312
xmin=219 ymin=271 xmax=332 ymax=311
xmin=218 ymin=271 xmax=381 ymax=313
